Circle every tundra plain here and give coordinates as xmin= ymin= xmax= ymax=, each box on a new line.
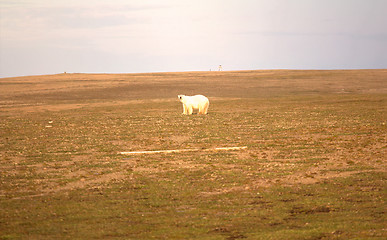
xmin=1 ymin=70 xmax=386 ymax=239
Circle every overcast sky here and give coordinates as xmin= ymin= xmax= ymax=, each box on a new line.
xmin=1 ymin=0 xmax=387 ymax=77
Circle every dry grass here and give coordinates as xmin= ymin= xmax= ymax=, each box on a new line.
xmin=0 ymin=70 xmax=386 ymax=239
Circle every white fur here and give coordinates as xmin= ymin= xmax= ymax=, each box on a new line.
xmin=178 ymin=94 xmax=209 ymax=115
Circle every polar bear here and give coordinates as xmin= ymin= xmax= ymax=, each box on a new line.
xmin=178 ymin=94 xmax=209 ymax=115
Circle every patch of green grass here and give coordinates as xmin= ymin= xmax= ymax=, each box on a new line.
xmin=5 ymin=170 xmax=383 ymax=239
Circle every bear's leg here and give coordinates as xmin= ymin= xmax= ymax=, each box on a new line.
xmin=202 ymin=102 xmax=209 ymax=114
xmin=188 ymin=106 xmax=193 ymax=115
xmin=182 ymin=104 xmax=187 ymax=115
xmin=198 ymin=106 xmax=204 ymax=115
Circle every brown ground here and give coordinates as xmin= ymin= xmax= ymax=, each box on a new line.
xmin=0 ymin=70 xmax=386 ymax=239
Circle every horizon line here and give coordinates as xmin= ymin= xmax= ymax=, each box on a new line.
xmin=1 ymin=68 xmax=386 ymax=79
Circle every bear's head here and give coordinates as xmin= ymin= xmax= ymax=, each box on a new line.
xmin=178 ymin=95 xmax=185 ymax=102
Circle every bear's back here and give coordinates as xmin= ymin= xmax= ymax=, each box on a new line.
xmin=192 ymin=95 xmax=208 ymax=101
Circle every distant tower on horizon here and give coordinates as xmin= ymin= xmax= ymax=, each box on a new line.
xmin=218 ymin=65 xmax=223 ymax=71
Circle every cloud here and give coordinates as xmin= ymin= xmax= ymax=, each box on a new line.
xmin=3 ymin=4 xmax=139 ymax=31
xmin=0 ymin=1 xmax=168 ymax=52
